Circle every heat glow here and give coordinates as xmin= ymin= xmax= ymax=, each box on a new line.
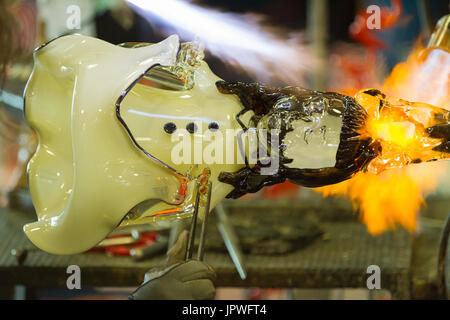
xmin=317 ymin=46 xmax=450 ymax=235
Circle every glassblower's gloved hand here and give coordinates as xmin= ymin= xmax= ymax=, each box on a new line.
xmin=129 ymin=230 xmax=216 ymax=300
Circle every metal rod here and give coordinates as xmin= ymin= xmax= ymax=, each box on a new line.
xmin=438 ymin=213 xmax=450 ymax=299
xmin=416 ymin=0 xmax=432 ymax=39
xmin=197 ymin=181 xmax=212 ymax=261
xmin=216 ymin=202 xmax=247 ymax=280
xmin=307 ymin=0 xmax=328 ymax=90
xmin=185 ymin=182 xmax=201 ymax=261
xmin=428 ymin=14 xmax=450 ymax=49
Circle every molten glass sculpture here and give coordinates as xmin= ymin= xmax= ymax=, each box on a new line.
xmin=215 ymin=83 xmax=449 ymax=198
xmin=355 ymin=89 xmax=449 ymax=174
xmin=24 ymin=35 xmax=244 ymax=254
xmin=23 ymin=34 xmax=449 ymax=254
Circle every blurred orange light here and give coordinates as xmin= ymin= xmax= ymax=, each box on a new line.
xmin=317 ymin=45 xmax=449 ymax=235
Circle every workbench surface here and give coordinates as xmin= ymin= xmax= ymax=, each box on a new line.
xmin=0 ymin=196 xmax=448 ymax=299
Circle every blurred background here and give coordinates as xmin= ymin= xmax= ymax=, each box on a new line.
xmin=0 ymin=0 xmax=449 ymax=300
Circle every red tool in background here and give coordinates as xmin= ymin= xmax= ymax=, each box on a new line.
xmin=89 ymin=231 xmax=159 ymax=257
xmin=349 ymin=0 xmax=404 ymax=51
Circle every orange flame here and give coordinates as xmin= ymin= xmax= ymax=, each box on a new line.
xmin=317 ymin=164 xmax=445 ymax=235
xmin=317 ymin=45 xmax=450 ymax=235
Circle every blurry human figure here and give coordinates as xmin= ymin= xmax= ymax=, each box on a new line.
xmin=0 ymin=110 xmax=37 ymax=207
xmin=0 ymin=0 xmax=18 ymax=85
xmin=0 ymin=0 xmax=38 ymax=206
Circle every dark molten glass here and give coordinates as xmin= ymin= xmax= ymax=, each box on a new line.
xmin=216 ymin=81 xmax=381 ymax=199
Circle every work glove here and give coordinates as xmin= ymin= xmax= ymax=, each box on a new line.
xmin=129 ymin=230 xmax=216 ymax=300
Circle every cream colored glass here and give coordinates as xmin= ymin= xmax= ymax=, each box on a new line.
xmin=24 ymin=34 xmax=245 ymax=254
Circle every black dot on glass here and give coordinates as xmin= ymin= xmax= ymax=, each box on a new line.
xmin=164 ymin=122 xmax=177 ymax=134
xmin=208 ymin=122 xmax=219 ymax=131
xmin=186 ymin=122 xmax=197 ymax=134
